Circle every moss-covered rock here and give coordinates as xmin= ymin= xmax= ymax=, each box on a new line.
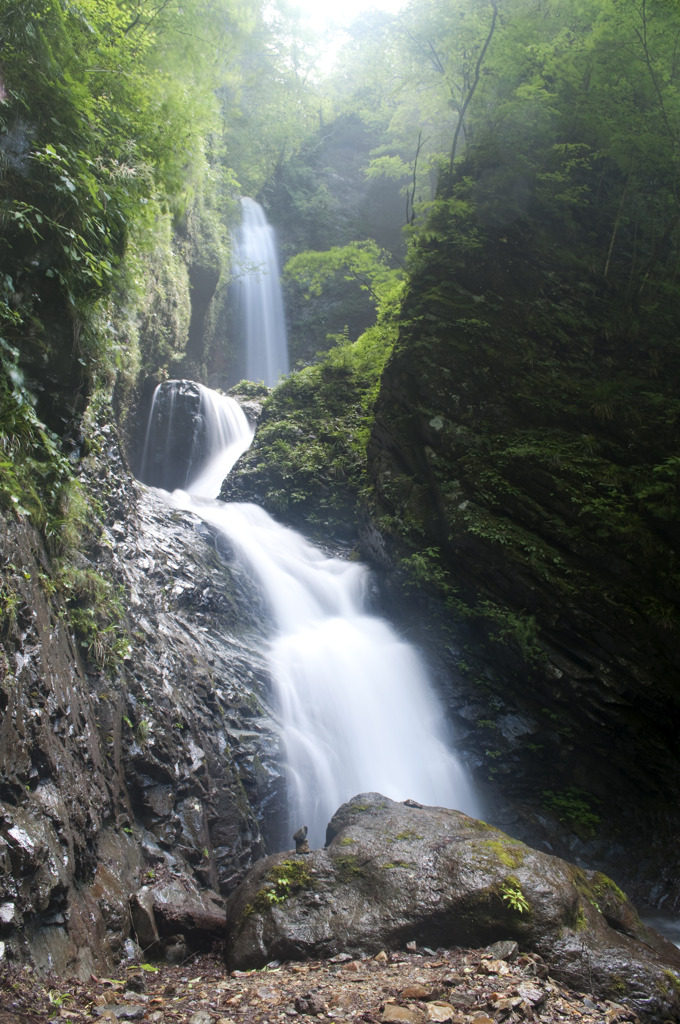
xmin=225 ymin=793 xmax=680 ymax=1023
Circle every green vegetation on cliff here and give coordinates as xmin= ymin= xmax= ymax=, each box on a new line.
xmin=224 ymin=287 xmax=401 ymax=536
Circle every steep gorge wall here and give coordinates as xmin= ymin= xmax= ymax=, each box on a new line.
xmin=366 ymin=199 xmax=680 ymax=908
xmin=0 ymin=401 xmax=284 ymax=976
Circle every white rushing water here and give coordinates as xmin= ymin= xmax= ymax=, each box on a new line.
xmin=232 ymin=198 xmax=289 ymax=387
xmin=147 ymin=383 xmax=479 ymax=848
xmin=139 ymin=381 xmax=253 ymax=494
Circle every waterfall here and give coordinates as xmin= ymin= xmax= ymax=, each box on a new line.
xmin=141 ymin=383 xmax=479 ymax=849
xmin=232 ymin=198 xmax=289 ymax=387
xmin=176 ymin=494 xmax=478 ymax=847
xmin=139 ymin=380 xmax=253 ymax=495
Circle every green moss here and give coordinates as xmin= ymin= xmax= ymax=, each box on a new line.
xmin=339 ymin=836 xmax=356 ymax=846
xmin=462 ymin=818 xmax=495 ymax=832
xmin=251 ymin=859 xmax=312 ymax=911
xmin=381 ymin=861 xmax=412 ymax=870
xmin=590 ymin=872 xmax=627 ymax=905
xmin=480 ymin=838 xmax=526 ymax=869
xmin=608 ymin=974 xmax=627 ymax=997
xmin=56 ymin=564 xmax=130 ymax=672
xmin=574 ymin=904 xmax=588 ymax=932
xmin=334 ymin=854 xmax=363 ymax=881
xmin=661 ymin=969 xmax=680 ymax=997
xmin=394 ymin=830 xmax=423 ymax=841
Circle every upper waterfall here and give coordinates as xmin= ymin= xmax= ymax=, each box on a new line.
xmin=232 ymin=198 xmax=289 ymax=387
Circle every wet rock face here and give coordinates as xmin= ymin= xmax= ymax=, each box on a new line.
xmin=364 ymin=246 xmax=680 ymax=907
xmin=136 ymin=379 xmax=205 ymax=491
xmin=0 ymin=404 xmax=285 ymax=976
xmin=225 ymin=794 xmax=680 ymax=1024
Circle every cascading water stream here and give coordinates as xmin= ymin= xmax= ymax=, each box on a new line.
xmin=140 ymin=382 xmax=479 ymax=848
xmin=232 ymin=198 xmax=289 ymax=387
xmin=139 ymin=381 xmax=254 ymax=494
xmin=178 ymin=495 xmax=479 ymax=847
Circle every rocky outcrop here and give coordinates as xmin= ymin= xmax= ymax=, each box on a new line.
xmin=365 ymin=194 xmax=680 ymax=908
xmin=0 ymin=401 xmax=284 ymax=976
xmin=135 ymin=378 xmax=207 ymax=490
xmin=225 ymin=794 xmax=680 ymax=1023
xmin=129 ymin=870 xmax=226 ymax=952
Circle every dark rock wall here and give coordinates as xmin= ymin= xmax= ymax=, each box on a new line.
xmin=0 ymin=404 xmax=285 ymax=975
xmin=366 ymin=206 xmax=680 ymax=908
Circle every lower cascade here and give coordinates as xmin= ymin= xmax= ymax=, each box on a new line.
xmin=140 ymin=381 xmax=478 ymax=848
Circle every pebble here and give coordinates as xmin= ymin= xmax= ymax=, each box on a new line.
xmin=425 ymin=1002 xmax=456 ymax=1022
xmin=400 ymin=984 xmax=430 ymax=999
xmin=188 ymin=1012 xmax=214 ymax=1024
xmin=383 ymin=1004 xmax=427 ymax=1023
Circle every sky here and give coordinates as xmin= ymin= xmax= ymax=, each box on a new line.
xmin=291 ymin=0 xmax=407 ymax=34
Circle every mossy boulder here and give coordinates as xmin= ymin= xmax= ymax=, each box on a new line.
xmin=225 ymin=793 xmax=680 ymax=1023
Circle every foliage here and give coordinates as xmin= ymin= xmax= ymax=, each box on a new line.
xmin=499 ymin=877 xmax=530 ymax=915
xmin=0 ymin=0 xmax=272 ymax=424
xmin=0 ymin=352 xmax=78 ymax=544
xmin=323 ymin=0 xmax=501 ymax=223
xmin=55 ymin=563 xmax=129 ymax=672
xmin=542 ymin=789 xmax=601 ymax=840
xmin=285 ymin=240 xmax=402 ymax=308
xmin=226 ymin=291 xmax=400 ymax=534
xmin=253 ymin=860 xmax=311 ymax=909
xmin=218 ymin=1 xmax=320 ymax=197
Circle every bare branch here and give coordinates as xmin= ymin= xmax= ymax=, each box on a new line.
xmin=445 ymin=0 xmax=498 ymax=196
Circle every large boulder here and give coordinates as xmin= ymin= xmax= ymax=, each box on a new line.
xmin=225 ymin=793 xmax=680 ymax=1024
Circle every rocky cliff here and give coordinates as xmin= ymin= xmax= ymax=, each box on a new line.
xmin=366 ymin=190 xmax=680 ymax=909
xmin=0 ymin=399 xmax=285 ymax=976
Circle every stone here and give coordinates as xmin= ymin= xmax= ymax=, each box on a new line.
xmin=123 ymin=974 xmax=147 ymax=994
xmin=516 ymin=984 xmax=546 ymax=1007
xmin=95 ymin=1007 xmax=146 ymax=1021
xmin=164 ymin=937 xmax=190 ymax=964
xmin=129 ymin=888 xmax=160 ymax=951
xmin=225 ymin=793 xmax=680 ymax=1024
xmin=400 ymin=985 xmax=430 ymax=1000
xmin=0 ymin=902 xmax=16 ymax=925
xmin=295 ymin=993 xmax=325 ymax=1015
xmin=382 ymin=1005 xmax=426 ymax=1024
xmin=486 ymin=939 xmax=519 ymax=961
xmin=425 ymin=1004 xmax=456 ymax=1023
xmin=294 ymin=826 xmax=310 ymax=855
xmin=144 ymin=876 xmax=225 ymax=943
xmin=478 ymin=958 xmax=510 ymax=975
